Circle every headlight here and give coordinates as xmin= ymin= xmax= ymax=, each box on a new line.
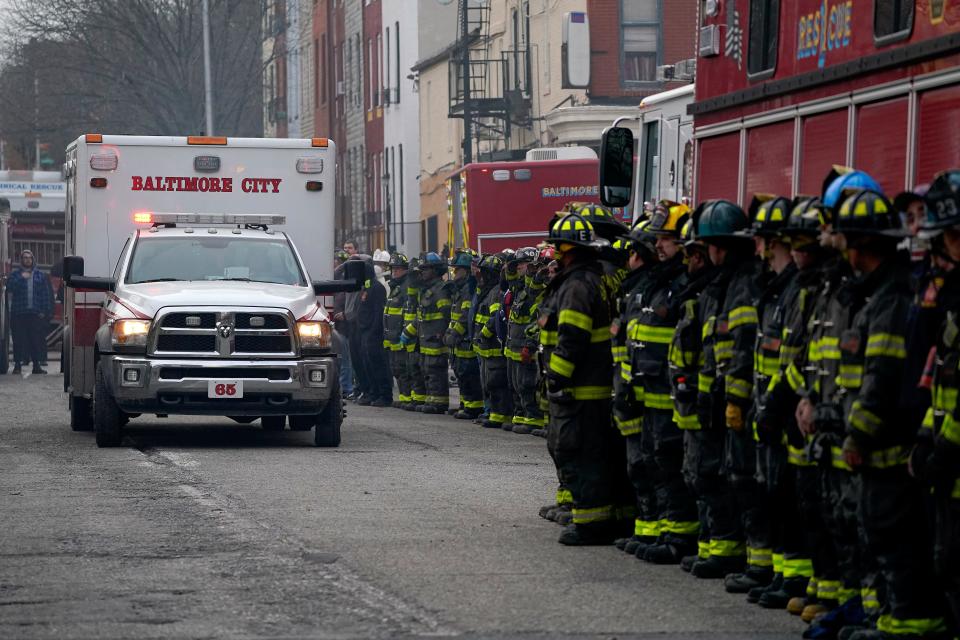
xmin=112 ymin=319 xmax=151 ymax=348
xmin=297 ymin=321 xmax=332 ymax=351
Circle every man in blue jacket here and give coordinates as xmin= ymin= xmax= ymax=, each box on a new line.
xmin=8 ymin=250 xmax=53 ymax=375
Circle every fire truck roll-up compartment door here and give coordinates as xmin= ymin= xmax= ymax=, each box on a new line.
xmin=745 ymin=121 xmax=794 ymax=201
xmin=799 ymin=110 xmax=849 ymax=196
xmin=697 ymin=133 xmax=740 ymax=202
xmin=915 ymin=85 xmax=960 ymax=187
xmin=854 ymin=98 xmax=909 ymax=196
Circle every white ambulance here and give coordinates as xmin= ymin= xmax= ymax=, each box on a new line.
xmin=61 ymin=134 xmax=358 ymax=447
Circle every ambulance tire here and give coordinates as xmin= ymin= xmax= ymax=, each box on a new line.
xmin=261 ymin=416 xmax=286 ymax=431
xmin=70 ymin=395 xmax=94 ymax=432
xmin=94 ymin=361 xmax=123 ymax=447
xmin=314 ymin=384 xmax=342 ymax=448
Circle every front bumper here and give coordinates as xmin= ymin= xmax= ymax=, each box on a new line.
xmin=103 ymin=355 xmax=337 ymax=416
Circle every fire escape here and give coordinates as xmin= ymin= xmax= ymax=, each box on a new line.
xmin=449 ymin=0 xmax=532 ymax=162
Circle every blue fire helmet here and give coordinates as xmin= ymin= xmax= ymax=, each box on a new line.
xmin=822 ymin=166 xmax=882 ymax=210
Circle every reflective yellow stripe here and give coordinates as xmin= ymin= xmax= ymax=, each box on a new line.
xmin=697 ymin=374 xmax=714 ymax=393
xmin=698 ymin=540 xmax=709 ymax=559
xmin=481 ymin=325 xmax=494 ymax=338
xmin=786 ymin=362 xmax=806 ymax=393
xmin=474 ymin=314 xmax=490 ymax=324
xmin=540 ymin=330 xmax=558 ymax=346
xmin=849 ymin=400 xmax=883 ymax=437
xmin=436 ymin=298 xmax=451 ymax=309
xmin=556 ymin=488 xmax=573 ymax=505
xmin=462 ymin=399 xmax=485 ymax=409
xmin=558 ymin=309 xmax=594 ymax=332
xmin=837 ymin=587 xmax=859 ymax=605
xmin=420 ymin=346 xmax=448 ymax=356
xmin=475 ymin=346 xmax=503 ymax=358
xmin=489 ymin=412 xmax=510 ymax=423
xmin=385 ymin=307 xmax=403 ymax=315
xmin=620 ymin=361 xmax=632 ymax=382
xmin=861 ymin=587 xmax=880 ymax=613
xmin=643 ymin=391 xmax=673 ymax=411
xmin=807 ymin=577 xmax=818 ymax=598
xmin=659 ymin=519 xmax=699 ymax=535
xmin=837 ymin=363 xmax=863 ymax=389
xmin=454 ymin=348 xmax=476 ymax=358
xmin=782 ymin=558 xmax=814 ymax=578
xmin=572 ymin=504 xmax=614 ymax=524
xmin=876 ymin=615 xmax=947 ymax=636
xmin=715 ymin=339 xmax=734 ymax=361
xmin=818 ymin=336 xmax=841 ymax=360
xmin=755 ymin=353 xmax=779 ymax=377
xmin=701 ymin=316 xmax=716 ymax=340
xmin=549 ymin=353 xmax=575 ymax=378
xmin=612 ymin=346 xmax=628 ymax=364
xmin=709 ymin=539 xmax=745 ymax=557
xmin=634 ymin=518 xmax=661 ymax=537
xmin=727 ymin=305 xmax=758 ymax=330
xmin=787 ymin=444 xmax=813 ymax=467
xmin=570 ymin=386 xmax=612 ymax=400
xmin=865 ymin=445 xmax=910 ymax=469
xmin=772 ymin=553 xmax=784 ymax=574
xmin=489 ymin=303 xmax=502 ymax=312
xmin=627 ymin=323 xmax=675 ymax=344
xmin=830 ymin=446 xmax=852 ymax=472
xmin=421 ymin=312 xmax=445 ymax=321
xmin=615 ymin=416 xmax=642 ymax=436
xmin=424 ymin=395 xmax=448 ymax=404
xmin=942 ymin=413 xmax=960 ymax=446
xmin=673 ymin=410 xmax=700 ymax=430
xmin=591 ymin=327 xmax=612 ymax=343
xmin=397 ymin=394 xmax=411 ymax=402
xmin=865 ymin=333 xmax=907 ymax=359
xmin=726 ymin=376 xmax=752 ymax=399
xmin=411 ymin=391 xmax=427 ymax=401
xmin=747 ymin=547 xmax=773 ymax=568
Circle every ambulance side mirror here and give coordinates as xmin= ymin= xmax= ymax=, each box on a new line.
xmin=63 ymin=255 xmax=115 ymax=291
xmin=599 ymin=126 xmax=635 ymax=208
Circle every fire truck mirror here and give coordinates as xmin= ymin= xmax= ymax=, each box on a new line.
xmin=599 ymin=126 xmax=635 ymax=209
xmin=63 ymin=255 xmax=85 ymax=283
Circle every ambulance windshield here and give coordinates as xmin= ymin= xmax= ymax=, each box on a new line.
xmin=125 ymin=236 xmax=306 ymax=286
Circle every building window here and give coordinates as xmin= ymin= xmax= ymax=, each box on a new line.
xmin=874 ymin=0 xmax=913 ymax=43
xmin=747 ymin=0 xmax=779 ymax=78
xmin=385 ymin=26 xmax=391 ymax=104
xmin=621 ymin=0 xmax=660 ymax=84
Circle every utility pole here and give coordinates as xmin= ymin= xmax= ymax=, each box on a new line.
xmin=460 ymin=0 xmax=472 ymax=164
xmin=34 ymin=74 xmax=40 ymax=171
xmin=202 ymin=0 xmax=215 ymax=135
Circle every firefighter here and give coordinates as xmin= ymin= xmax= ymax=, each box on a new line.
xmin=628 ymin=202 xmax=703 ymax=565
xmin=474 ymin=254 xmax=513 ymax=429
xmin=755 ymin=198 xmax=833 ymax=613
xmin=523 ymin=247 xmax=555 ymax=438
xmin=539 ymin=213 xmax=623 ymax=545
xmin=402 ymin=257 xmax=427 ymax=411
xmin=401 ymin=252 xmax=452 ymax=414
xmin=913 ymin=170 xmax=960 ymax=638
xmin=722 ymin=196 xmax=798 ymax=599
xmin=384 ymin=253 xmax=413 ymax=409
xmin=504 ymin=247 xmax=545 ymax=433
xmin=446 ymin=250 xmax=484 ymax=419
xmin=611 ymin=221 xmax=661 ymax=556
xmin=683 ymin=200 xmax=755 ymax=580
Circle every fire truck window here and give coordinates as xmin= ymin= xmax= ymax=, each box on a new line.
xmin=622 ymin=0 xmax=660 ymax=84
xmin=874 ymin=0 xmax=913 ymax=43
xmin=747 ymin=0 xmax=779 ymax=78
xmin=642 ymin=121 xmax=660 ymax=204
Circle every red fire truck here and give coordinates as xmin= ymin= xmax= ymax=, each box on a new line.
xmin=689 ymin=0 xmax=960 ymax=203
xmin=445 ymin=148 xmax=632 ymax=254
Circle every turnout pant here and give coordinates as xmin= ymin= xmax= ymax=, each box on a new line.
xmin=389 ymin=349 xmax=412 ymax=405
xmin=759 ymin=443 xmax=813 ymax=582
xmin=625 ymin=431 xmax=659 ymax=540
xmin=407 ymin=348 xmax=426 ymax=405
xmin=858 ymin=467 xmax=947 ymax=636
xmin=647 ymin=406 xmax=699 ymax=546
xmin=420 ymin=353 xmax=450 ymax=408
xmin=12 ymin=313 xmax=46 ymax=367
xmin=548 ymin=397 xmax=622 ymax=527
xmin=480 ymin=356 xmax=513 ymax=425
xmin=508 ymin=359 xmax=543 ymax=428
xmin=360 ymin=328 xmax=392 ymax=401
xmin=684 ymin=428 xmax=743 ymax=559
xmin=453 ymin=355 xmax=484 ymax=413
xmin=726 ymin=427 xmax=771 ymax=572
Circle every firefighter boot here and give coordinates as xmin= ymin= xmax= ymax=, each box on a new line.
xmin=788 ymin=597 xmax=811 ymax=616
xmin=691 ymin=555 xmax=746 ymax=580
xmin=455 ymin=409 xmax=482 ymax=420
xmin=759 ymin=576 xmax=810 ymax=609
xmin=539 ymin=504 xmax=559 ymax=520
xmin=558 ymin=522 xmax=618 ymax=546
xmin=725 ymin=567 xmax=774 ymax=594
xmin=624 ymin=535 xmax=657 ymax=556
xmin=680 ymin=554 xmax=699 ymax=573
xmin=748 ymin=573 xmax=783 ymax=604
xmin=801 ymin=600 xmax=836 ymax=624
xmin=531 ymin=428 xmax=547 ymax=438
xmin=555 ymin=510 xmax=573 ymax=526
xmin=642 ymin=539 xmax=699 ymax=565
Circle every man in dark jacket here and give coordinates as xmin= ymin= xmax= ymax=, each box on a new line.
xmin=357 ymin=257 xmax=392 ymax=406
xmin=8 ymin=250 xmax=53 ymax=375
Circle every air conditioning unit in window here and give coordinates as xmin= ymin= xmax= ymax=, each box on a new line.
xmin=699 ymin=25 xmax=721 ymax=57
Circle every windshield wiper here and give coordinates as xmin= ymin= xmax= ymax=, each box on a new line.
xmin=133 ymin=278 xmax=180 ymax=283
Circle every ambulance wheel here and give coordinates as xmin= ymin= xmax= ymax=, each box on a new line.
xmin=314 ymin=385 xmax=342 ymax=448
xmin=261 ymin=416 xmax=285 ymax=431
xmin=70 ymin=395 xmax=93 ymax=432
xmin=94 ymin=362 xmax=123 ymax=447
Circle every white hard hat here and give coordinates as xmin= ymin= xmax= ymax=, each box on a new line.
xmin=372 ymin=249 xmax=391 ymax=264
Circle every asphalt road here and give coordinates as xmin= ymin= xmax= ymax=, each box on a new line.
xmin=0 ymin=370 xmax=804 ymax=639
